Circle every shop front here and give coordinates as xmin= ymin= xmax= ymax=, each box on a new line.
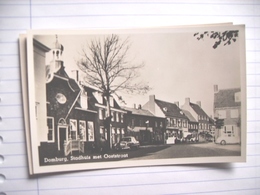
xmin=165 ymin=127 xmax=179 ymax=144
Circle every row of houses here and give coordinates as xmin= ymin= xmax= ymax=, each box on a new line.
xmin=34 ymin=36 xmax=241 ymax=157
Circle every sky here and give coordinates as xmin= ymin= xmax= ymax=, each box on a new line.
xmin=34 ymin=27 xmax=241 ymax=117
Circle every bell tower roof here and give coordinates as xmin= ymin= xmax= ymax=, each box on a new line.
xmin=52 ymin=35 xmax=64 ymax=51
xmin=46 ymin=35 xmax=65 ymax=83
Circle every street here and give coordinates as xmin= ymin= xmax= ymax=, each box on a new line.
xmin=124 ymin=142 xmax=241 ymax=160
xmin=42 ymin=142 xmax=241 ymax=165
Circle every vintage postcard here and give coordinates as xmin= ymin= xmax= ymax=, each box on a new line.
xmin=22 ymin=24 xmax=246 ymax=175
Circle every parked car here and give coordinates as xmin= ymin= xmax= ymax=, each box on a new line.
xmin=205 ymin=133 xmax=213 ymax=142
xmin=190 ymin=136 xmax=198 ymax=142
xmin=215 ymin=136 xmax=240 ymax=145
xmin=185 ymin=134 xmax=193 ymax=142
xmin=115 ymin=136 xmax=140 ymax=150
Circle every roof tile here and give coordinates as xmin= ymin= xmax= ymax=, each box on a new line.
xmin=155 ymin=99 xmax=188 ymax=119
xmin=214 ymin=88 xmax=241 ymax=108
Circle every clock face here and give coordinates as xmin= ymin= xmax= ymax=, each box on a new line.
xmin=46 ymin=65 xmax=54 ymax=83
xmin=56 ymin=93 xmax=67 ymax=104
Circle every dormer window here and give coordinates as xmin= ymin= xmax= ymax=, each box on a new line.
xmin=163 ymin=107 xmax=168 ymax=112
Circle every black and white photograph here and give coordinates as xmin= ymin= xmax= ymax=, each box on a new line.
xmin=25 ymin=25 xmax=246 ymax=174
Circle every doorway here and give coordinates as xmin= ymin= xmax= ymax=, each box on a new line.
xmin=140 ymin=130 xmax=151 ymax=145
xmin=58 ymin=126 xmax=67 ymax=151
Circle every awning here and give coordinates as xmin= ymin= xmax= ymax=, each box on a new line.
xmin=127 ymin=126 xmax=153 ymax=132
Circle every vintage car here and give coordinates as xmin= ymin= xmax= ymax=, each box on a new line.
xmin=215 ymin=135 xmax=240 ymax=145
xmin=115 ymin=136 xmax=140 ymax=150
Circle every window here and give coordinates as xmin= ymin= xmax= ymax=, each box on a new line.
xmin=235 ymin=92 xmax=241 ymax=102
xmin=166 ymin=118 xmax=170 ymax=127
xmin=218 ymin=110 xmax=226 ymax=119
xmin=79 ymin=120 xmax=86 ymax=141
xmin=170 ymin=118 xmax=173 ymax=126
xmin=224 ymin=125 xmax=235 ymax=137
xmin=87 ymin=121 xmax=94 ymax=141
xmin=111 ymin=111 xmax=114 ymax=122
xmin=56 ymin=93 xmax=67 ymax=104
xmin=99 ymin=109 xmax=104 ymax=120
xmin=116 ymin=112 xmax=119 ymax=122
xmin=121 ymin=113 xmax=124 ymax=123
xmin=100 ymin=127 xmax=107 ymax=140
xmin=47 ymin=117 xmax=54 ymax=142
xmin=231 ymin=109 xmax=239 ymax=118
xmin=112 ymin=127 xmax=116 ymax=134
xmin=173 ymin=119 xmax=176 ymax=126
xmin=182 ymin=120 xmax=187 ymax=128
xmin=155 ymin=121 xmax=158 ymax=127
xmin=70 ymin=119 xmax=77 ymax=140
xmin=178 ymin=119 xmax=181 ymax=127
xmin=118 ymin=113 xmax=121 ymax=123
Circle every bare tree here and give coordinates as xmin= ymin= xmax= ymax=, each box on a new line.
xmin=194 ymin=30 xmax=239 ymax=49
xmin=77 ymin=34 xmax=150 ymax=149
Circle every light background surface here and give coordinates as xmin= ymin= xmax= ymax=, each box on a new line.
xmin=0 ymin=0 xmax=259 ymax=194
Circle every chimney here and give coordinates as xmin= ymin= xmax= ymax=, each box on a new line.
xmin=138 ymin=104 xmax=142 ymax=109
xmin=145 ymin=95 xmax=155 ymax=115
xmin=174 ymin=101 xmax=179 ymax=108
xmin=185 ymin=97 xmax=190 ymax=105
xmin=197 ymin=101 xmax=201 ymax=107
xmin=133 ymin=104 xmax=136 ymax=109
xmin=214 ymin=84 xmax=218 ymax=93
xmin=149 ymin=95 xmax=155 ymax=102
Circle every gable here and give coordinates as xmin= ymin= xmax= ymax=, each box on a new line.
xmin=182 ymin=110 xmax=197 ymax=122
xmin=47 ymin=76 xmax=81 ymax=119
